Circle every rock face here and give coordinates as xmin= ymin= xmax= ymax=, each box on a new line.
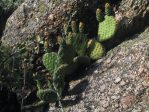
xmin=2 ymin=0 xmax=149 ymax=48
xmin=49 ymin=29 xmax=149 ymax=112
xmin=1 ymin=0 xmax=149 ymax=111
xmin=1 ymin=0 xmax=100 ymax=46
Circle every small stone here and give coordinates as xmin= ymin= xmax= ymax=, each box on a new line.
xmin=101 ymin=100 xmax=109 ymax=108
xmin=115 ymin=103 xmax=119 ymax=108
xmin=100 ymin=85 xmax=106 ymax=92
xmin=120 ymin=80 xmax=126 ymax=86
xmin=120 ymin=94 xmax=135 ymax=109
xmin=111 ymin=95 xmax=120 ymax=100
xmin=48 ymin=14 xmax=54 ymax=21
xmin=94 ymin=70 xmax=98 ymax=74
xmin=115 ymin=77 xmax=121 ymax=83
xmin=99 ymin=107 xmax=105 ymax=112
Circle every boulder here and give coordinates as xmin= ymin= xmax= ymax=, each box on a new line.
xmin=2 ymin=0 xmax=149 ymax=48
xmin=48 ymin=29 xmax=149 ymax=112
xmin=1 ymin=0 xmax=149 ymax=111
xmin=1 ymin=0 xmax=101 ymax=46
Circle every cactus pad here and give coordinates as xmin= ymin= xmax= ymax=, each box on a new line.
xmin=98 ymin=16 xmax=116 ymax=42
xmin=96 ymin=8 xmax=103 ymax=22
xmin=65 ymin=32 xmax=73 ymax=45
xmin=58 ymin=43 xmax=76 ymax=64
xmin=72 ymin=33 xmax=88 ymax=56
xmin=37 ymin=89 xmax=58 ymax=102
xmin=55 ymin=64 xmax=69 ymax=76
xmin=53 ymin=71 xmax=65 ymax=95
xmin=87 ymin=39 xmax=105 ymax=60
xmin=42 ymin=52 xmax=59 ymax=74
xmin=105 ymin=3 xmax=111 ymax=16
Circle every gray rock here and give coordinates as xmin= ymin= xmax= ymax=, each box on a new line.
xmin=48 ymin=30 xmax=149 ymax=112
xmin=1 ymin=0 xmax=100 ymax=47
xmin=2 ymin=0 xmax=149 ymax=48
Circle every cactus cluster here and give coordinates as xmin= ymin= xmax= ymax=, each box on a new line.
xmin=65 ymin=21 xmax=88 ymax=56
xmin=37 ymin=40 xmax=87 ymax=103
xmin=65 ymin=21 xmax=104 ymax=60
xmin=35 ymin=2 xmax=117 ymax=107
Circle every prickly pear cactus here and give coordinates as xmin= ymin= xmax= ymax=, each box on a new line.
xmin=36 ymin=80 xmax=58 ymax=103
xmin=53 ymin=72 xmax=65 ymax=96
xmin=42 ymin=52 xmax=59 ymax=74
xmin=73 ymin=33 xmax=88 ymax=56
xmin=37 ymin=89 xmax=58 ymax=102
xmin=66 ymin=21 xmax=88 ymax=56
xmin=58 ymin=41 xmax=76 ymax=64
xmin=65 ymin=32 xmax=73 ymax=45
xmin=71 ymin=21 xmax=77 ymax=33
xmin=98 ymin=16 xmax=116 ymax=42
xmin=97 ymin=3 xmax=117 ymax=42
xmin=96 ymin=8 xmax=103 ymax=22
xmin=105 ymin=3 xmax=111 ymax=16
xmin=87 ymin=39 xmax=105 ymax=60
xmin=76 ymin=22 xmax=88 ymax=56
xmin=55 ymin=64 xmax=69 ymax=76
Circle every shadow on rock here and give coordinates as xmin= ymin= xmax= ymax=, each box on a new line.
xmin=60 ymin=80 xmax=89 ymax=107
xmin=61 ymin=94 xmax=82 ymax=108
xmin=68 ymin=80 xmax=89 ymax=96
xmin=0 ymin=85 xmax=21 ymax=112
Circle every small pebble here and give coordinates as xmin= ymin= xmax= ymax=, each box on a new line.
xmin=115 ymin=77 xmax=121 ymax=83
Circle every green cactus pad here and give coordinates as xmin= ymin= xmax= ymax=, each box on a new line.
xmin=42 ymin=52 xmax=59 ymax=74
xmin=77 ymin=34 xmax=88 ymax=56
xmin=96 ymin=8 xmax=103 ymax=22
xmin=87 ymin=39 xmax=105 ymax=60
xmin=55 ymin=64 xmax=69 ymax=76
xmin=105 ymin=3 xmax=111 ymax=16
xmin=65 ymin=32 xmax=73 ymax=45
xmin=71 ymin=33 xmax=88 ymax=56
xmin=37 ymin=89 xmax=58 ymax=102
xmin=53 ymin=71 xmax=65 ymax=95
xmin=58 ymin=43 xmax=76 ymax=64
xmin=98 ymin=16 xmax=116 ymax=42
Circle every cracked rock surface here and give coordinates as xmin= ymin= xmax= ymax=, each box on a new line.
xmin=48 ymin=30 xmax=149 ymax=112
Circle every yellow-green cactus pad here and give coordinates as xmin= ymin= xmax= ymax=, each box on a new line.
xmin=87 ymin=39 xmax=105 ymax=60
xmin=98 ymin=16 xmax=116 ymax=42
xmin=42 ymin=52 xmax=59 ymax=74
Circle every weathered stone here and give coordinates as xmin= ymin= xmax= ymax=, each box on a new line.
xmin=1 ymin=0 xmax=101 ymax=47
xmin=48 ymin=29 xmax=149 ymax=112
xmin=2 ymin=0 xmax=149 ymax=48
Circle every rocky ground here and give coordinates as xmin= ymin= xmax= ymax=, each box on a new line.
xmin=0 ymin=0 xmax=149 ymax=112
xmin=47 ymin=29 xmax=149 ymax=112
